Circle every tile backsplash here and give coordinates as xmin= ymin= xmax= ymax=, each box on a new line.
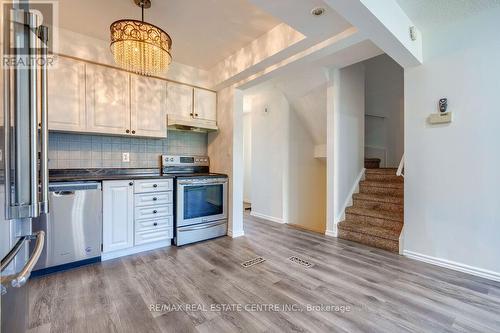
xmin=49 ymin=131 xmax=208 ymax=169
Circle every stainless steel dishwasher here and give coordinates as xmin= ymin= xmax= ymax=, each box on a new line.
xmin=31 ymin=182 xmax=102 ymax=273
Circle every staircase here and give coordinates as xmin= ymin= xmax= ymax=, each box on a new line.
xmin=338 ymin=168 xmax=403 ymax=252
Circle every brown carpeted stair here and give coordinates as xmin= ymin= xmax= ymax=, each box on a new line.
xmin=338 ymin=168 xmax=403 ymax=252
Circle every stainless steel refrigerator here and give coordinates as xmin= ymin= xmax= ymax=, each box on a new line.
xmin=1 ymin=1 xmax=49 ymax=332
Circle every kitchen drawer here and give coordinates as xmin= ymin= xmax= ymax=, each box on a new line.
xmin=135 ymin=192 xmax=172 ymax=207
xmin=134 ymin=179 xmax=172 ymax=194
xmin=135 ymin=216 xmax=173 ymax=233
xmin=135 ymin=227 xmax=172 ymax=246
xmin=135 ymin=204 xmax=173 ymax=220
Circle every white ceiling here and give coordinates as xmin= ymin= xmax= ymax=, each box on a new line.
xmin=57 ymin=0 xmax=281 ymax=69
xmin=396 ymin=0 xmax=500 ymax=33
xmin=247 ymin=0 xmax=351 ymax=41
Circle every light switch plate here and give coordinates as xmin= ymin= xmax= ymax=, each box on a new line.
xmin=122 ymin=152 xmax=130 ymax=163
xmin=428 ymin=112 xmax=452 ymax=124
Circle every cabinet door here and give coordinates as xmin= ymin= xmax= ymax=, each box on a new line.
xmin=86 ymin=64 xmax=131 ymax=135
xmin=166 ymin=83 xmax=193 ymax=120
xmin=130 ymin=75 xmax=167 ymax=138
xmin=103 ymin=180 xmax=134 ymax=253
xmin=193 ymin=89 xmax=217 ymax=122
xmin=48 ymin=57 xmax=86 ymax=131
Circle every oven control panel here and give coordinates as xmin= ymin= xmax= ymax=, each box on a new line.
xmin=162 ymin=155 xmax=209 ymax=167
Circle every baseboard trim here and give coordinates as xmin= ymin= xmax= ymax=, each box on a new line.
xmin=325 ymin=229 xmax=337 ymax=238
xmin=399 ymin=224 xmax=405 ymax=255
xmin=228 ymin=229 xmax=245 ymax=238
xmin=250 ymin=211 xmax=285 ymax=224
xmin=102 ymin=240 xmax=171 ymax=261
xmin=403 ymin=250 xmax=500 ymax=282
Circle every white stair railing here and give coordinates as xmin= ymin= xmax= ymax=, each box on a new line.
xmin=396 ymin=153 xmax=405 ymax=177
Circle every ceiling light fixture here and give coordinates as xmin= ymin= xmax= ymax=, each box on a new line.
xmin=110 ymin=0 xmax=172 ymax=76
xmin=311 ymin=7 xmax=325 ymax=16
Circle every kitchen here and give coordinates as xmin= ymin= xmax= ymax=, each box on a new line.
xmin=4 ymin=1 xmax=500 ymax=332
xmin=1 ymin=0 xmax=232 ymax=331
xmin=40 ymin=53 xmax=228 ymax=260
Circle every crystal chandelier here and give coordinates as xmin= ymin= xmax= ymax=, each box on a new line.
xmin=110 ymin=0 xmax=172 ymax=76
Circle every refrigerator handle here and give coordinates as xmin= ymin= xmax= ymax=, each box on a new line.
xmin=0 ymin=231 xmax=45 ymax=288
xmin=38 ymin=25 xmax=49 ymax=214
xmin=28 ymin=12 xmax=40 ymax=217
xmin=3 ymin=64 xmax=12 ymax=220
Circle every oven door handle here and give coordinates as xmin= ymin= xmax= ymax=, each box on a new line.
xmin=179 ymin=220 xmax=227 ymax=232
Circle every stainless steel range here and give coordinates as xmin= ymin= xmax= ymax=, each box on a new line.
xmin=162 ymin=155 xmax=228 ymax=246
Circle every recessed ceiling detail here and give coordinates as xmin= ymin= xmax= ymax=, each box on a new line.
xmin=311 ymin=7 xmax=326 ymax=16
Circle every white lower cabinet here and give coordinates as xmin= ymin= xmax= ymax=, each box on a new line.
xmin=102 ymin=180 xmax=134 ymax=253
xmin=102 ymin=179 xmax=173 ymax=260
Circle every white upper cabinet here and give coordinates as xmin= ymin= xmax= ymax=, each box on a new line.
xmin=48 ymin=57 xmax=86 ymax=132
xmin=130 ymin=74 xmax=167 ymax=138
xmin=166 ymin=83 xmax=193 ymax=120
xmin=86 ymin=64 xmax=131 ymax=135
xmin=47 ymin=57 xmax=214 ymax=136
xmin=166 ymin=83 xmax=217 ymax=130
xmin=193 ymin=88 xmax=217 ymax=122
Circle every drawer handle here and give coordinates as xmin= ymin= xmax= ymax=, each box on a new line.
xmin=153 ymin=222 xmax=158 ymax=226
xmin=129 ymin=182 xmax=133 ymax=186
xmin=152 ymin=197 xmax=158 ymax=201
xmin=153 ymin=184 xmax=158 ymax=188
xmin=153 ymin=210 xmax=157 ymax=214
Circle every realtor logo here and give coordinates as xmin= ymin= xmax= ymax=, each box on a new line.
xmin=1 ymin=0 xmax=59 ymax=68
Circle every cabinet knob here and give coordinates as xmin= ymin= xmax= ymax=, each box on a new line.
xmin=126 ymin=129 xmax=130 ymax=133
xmin=129 ymin=182 xmax=133 ymax=186
xmin=152 ymin=197 xmax=158 ymax=201
xmin=132 ymin=130 xmax=136 ymax=134
xmin=153 ymin=222 xmax=158 ymax=226
xmin=195 ymin=113 xmax=199 ymax=117
xmin=153 ymin=210 xmax=157 ymax=214
xmin=153 ymin=184 xmax=158 ymax=188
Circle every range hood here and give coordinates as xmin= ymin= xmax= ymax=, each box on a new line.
xmin=167 ymin=115 xmax=218 ymax=132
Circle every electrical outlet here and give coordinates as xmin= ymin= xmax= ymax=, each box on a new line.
xmin=122 ymin=152 xmax=130 ymax=163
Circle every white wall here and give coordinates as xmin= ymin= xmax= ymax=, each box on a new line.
xmin=288 ymin=108 xmax=327 ymax=233
xmin=243 ymin=112 xmax=252 ymax=203
xmin=247 ymin=88 xmax=290 ymax=223
xmin=244 ymin=86 xmax=326 ymax=231
xmin=404 ymin=7 xmax=500 ymax=280
xmin=364 ymin=54 xmax=404 ymax=167
xmin=208 ymin=87 xmax=244 ymax=238
xmin=327 ymin=63 xmax=365 ymax=234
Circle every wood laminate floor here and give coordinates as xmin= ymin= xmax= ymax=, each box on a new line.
xmin=29 ymin=215 xmax=500 ymax=333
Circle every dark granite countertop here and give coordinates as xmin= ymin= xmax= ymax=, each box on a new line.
xmin=49 ymin=168 xmax=173 ymax=182
xmin=49 ymin=168 xmax=227 ymax=182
